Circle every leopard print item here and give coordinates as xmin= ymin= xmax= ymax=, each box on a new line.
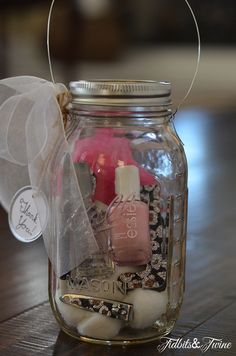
xmin=118 ymin=185 xmax=171 ymax=292
xmin=60 ymin=294 xmax=133 ymax=322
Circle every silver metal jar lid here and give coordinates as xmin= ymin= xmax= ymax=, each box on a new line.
xmin=69 ymin=80 xmax=171 ymax=108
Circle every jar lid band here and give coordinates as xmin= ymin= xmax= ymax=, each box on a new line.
xmin=69 ymin=80 xmax=171 ymax=98
xmin=68 ymin=80 xmax=172 ymax=109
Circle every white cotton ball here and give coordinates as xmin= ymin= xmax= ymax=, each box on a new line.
xmin=124 ymin=289 xmax=168 ymax=329
xmin=55 ymin=291 xmax=91 ymax=327
xmin=77 ymin=313 xmax=123 ymax=339
xmin=55 ymin=266 xmax=143 ymax=332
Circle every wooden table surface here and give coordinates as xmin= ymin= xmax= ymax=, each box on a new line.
xmin=0 ymin=108 xmax=236 ymax=356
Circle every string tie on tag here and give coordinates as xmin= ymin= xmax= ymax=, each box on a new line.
xmin=57 ymin=90 xmax=72 ymax=129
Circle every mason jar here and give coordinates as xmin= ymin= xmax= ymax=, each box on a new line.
xmin=49 ymin=80 xmax=188 ymax=345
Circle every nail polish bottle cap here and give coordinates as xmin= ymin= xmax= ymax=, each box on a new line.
xmin=115 ymin=165 xmax=140 ymax=200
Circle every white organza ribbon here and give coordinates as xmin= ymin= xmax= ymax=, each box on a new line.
xmin=0 ymin=76 xmax=98 ymax=276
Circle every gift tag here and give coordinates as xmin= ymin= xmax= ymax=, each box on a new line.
xmin=8 ymin=186 xmax=48 ymax=243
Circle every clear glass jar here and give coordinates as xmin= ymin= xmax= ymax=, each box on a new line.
xmin=49 ymin=80 xmax=188 ymax=345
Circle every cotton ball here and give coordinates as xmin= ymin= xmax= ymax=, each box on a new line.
xmin=124 ymin=289 xmax=168 ymax=329
xmin=77 ymin=313 xmax=123 ymax=339
xmin=55 ymin=266 xmax=143 ymax=331
xmin=55 ymin=290 xmax=91 ymax=327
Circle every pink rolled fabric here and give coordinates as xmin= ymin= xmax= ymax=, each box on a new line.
xmin=73 ymin=129 xmax=156 ymax=205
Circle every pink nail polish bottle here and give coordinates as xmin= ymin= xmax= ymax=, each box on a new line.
xmin=108 ymin=165 xmax=151 ymax=266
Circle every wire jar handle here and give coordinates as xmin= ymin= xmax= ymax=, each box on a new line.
xmin=47 ymin=0 xmax=201 ymax=112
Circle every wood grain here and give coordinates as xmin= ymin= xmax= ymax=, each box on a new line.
xmin=0 ymin=208 xmax=48 ymax=322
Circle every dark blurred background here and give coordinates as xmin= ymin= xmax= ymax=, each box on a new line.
xmin=0 ymin=0 xmax=236 ymax=108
